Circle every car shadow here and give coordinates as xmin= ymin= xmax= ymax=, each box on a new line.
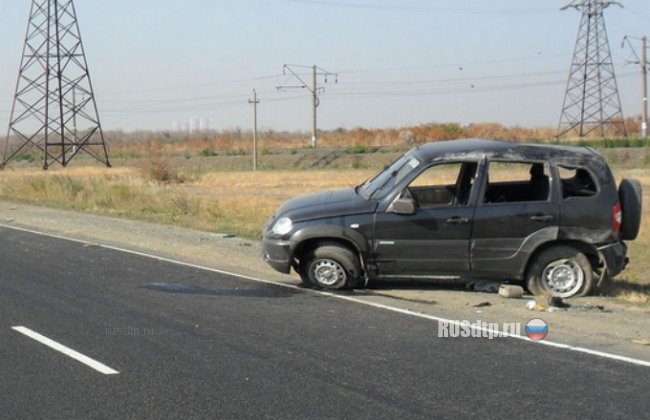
xmin=142 ymin=282 xmax=299 ymax=298
xmin=365 ymin=278 xmax=469 ymax=291
xmin=328 ymin=278 xmax=522 ymax=301
xmin=598 ymin=278 xmax=650 ymax=301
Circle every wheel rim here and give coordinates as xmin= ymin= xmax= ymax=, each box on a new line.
xmin=542 ymin=258 xmax=584 ymax=298
xmin=312 ymin=259 xmax=347 ymax=288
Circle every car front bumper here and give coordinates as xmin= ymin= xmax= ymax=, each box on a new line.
xmin=261 ymin=235 xmax=296 ymax=274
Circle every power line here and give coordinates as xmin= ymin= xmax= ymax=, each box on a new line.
xmin=338 ymin=53 xmax=571 ymax=75
xmin=282 ymin=0 xmax=554 ymax=15
xmin=99 ymin=93 xmax=311 ymax=115
xmin=97 ymin=53 xmax=574 ymax=100
xmin=98 ymin=68 xmax=576 ymax=107
xmin=625 ymin=7 xmax=650 ymax=22
xmin=100 ymin=92 xmax=250 ymax=105
xmin=3 ymin=69 xmax=637 ymax=118
xmin=330 ymin=78 xmax=585 ymax=99
xmin=338 ymin=70 xmax=570 ymax=87
xmin=92 ymin=71 xmax=636 ymax=116
xmin=100 ymin=74 xmax=284 ymax=96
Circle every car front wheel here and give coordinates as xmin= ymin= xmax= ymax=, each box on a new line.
xmin=299 ymin=243 xmax=363 ymax=290
xmin=526 ymin=245 xmax=594 ymax=298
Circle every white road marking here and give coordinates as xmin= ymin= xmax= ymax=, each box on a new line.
xmin=2 ymin=222 xmax=650 ymax=369
xmin=12 ymin=326 xmax=119 ymax=375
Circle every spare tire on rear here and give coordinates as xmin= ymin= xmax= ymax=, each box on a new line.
xmin=619 ymin=178 xmax=642 ymax=240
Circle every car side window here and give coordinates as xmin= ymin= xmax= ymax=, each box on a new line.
xmin=483 ymin=161 xmax=550 ymax=204
xmin=558 ymin=166 xmax=597 ymax=198
xmin=405 ymin=162 xmax=477 ymax=209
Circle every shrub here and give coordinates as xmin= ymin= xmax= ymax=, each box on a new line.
xmin=347 ymin=145 xmax=369 ymax=154
xmin=200 ymin=149 xmax=218 ymax=157
xmin=15 ymin=153 xmax=36 ymax=163
xmin=141 ymin=156 xmax=183 ymax=183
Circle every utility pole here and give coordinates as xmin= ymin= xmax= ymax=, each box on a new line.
xmin=641 ymin=36 xmax=648 ymax=138
xmin=312 ymin=65 xmax=318 ymax=147
xmin=277 ymin=64 xmax=338 ymax=148
xmin=622 ymin=35 xmax=649 ymax=138
xmin=248 ymin=89 xmax=260 ymax=171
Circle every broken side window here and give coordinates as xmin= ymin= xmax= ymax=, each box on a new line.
xmin=406 ymin=162 xmax=475 ymax=208
xmin=558 ymin=166 xmax=597 ymax=198
xmin=483 ymin=161 xmax=550 ymax=203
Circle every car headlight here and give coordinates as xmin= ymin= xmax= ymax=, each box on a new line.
xmin=272 ymin=217 xmax=293 ymax=236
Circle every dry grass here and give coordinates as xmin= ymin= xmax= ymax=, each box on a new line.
xmin=0 ymin=166 xmax=373 ymax=239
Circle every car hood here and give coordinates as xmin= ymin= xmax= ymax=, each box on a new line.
xmin=277 ymin=188 xmax=377 ymax=222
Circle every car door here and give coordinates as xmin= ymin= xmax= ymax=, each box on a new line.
xmin=372 ymin=161 xmax=479 ymax=277
xmin=471 ymin=160 xmax=559 ymax=276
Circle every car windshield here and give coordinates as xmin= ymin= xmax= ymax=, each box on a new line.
xmin=358 ymin=153 xmax=420 ymax=200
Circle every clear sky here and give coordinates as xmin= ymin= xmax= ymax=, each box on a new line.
xmin=0 ymin=0 xmax=648 ymax=132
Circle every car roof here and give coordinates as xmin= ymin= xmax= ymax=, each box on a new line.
xmin=412 ymin=138 xmax=602 ymax=163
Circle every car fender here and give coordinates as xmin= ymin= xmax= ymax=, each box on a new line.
xmin=290 ymin=223 xmax=369 ymax=255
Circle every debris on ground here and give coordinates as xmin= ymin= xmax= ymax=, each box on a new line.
xmin=526 ymin=300 xmax=546 ymax=311
xmin=548 ymin=296 xmax=571 ymax=308
xmin=472 ymin=280 xmax=502 ymax=293
xmin=573 ymin=304 xmax=612 ymax=313
xmin=473 ymin=301 xmax=491 ymax=308
xmin=633 ymin=339 xmax=650 ymax=346
xmin=526 ymin=295 xmax=571 ymax=311
xmin=525 ymin=295 xmax=613 ymax=313
xmin=498 ymin=284 xmax=524 ymax=299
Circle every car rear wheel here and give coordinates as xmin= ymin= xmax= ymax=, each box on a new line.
xmin=299 ymin=243 xmax=363 ymax=290
xmin=526 ymin=245 xmax=594 ymax=298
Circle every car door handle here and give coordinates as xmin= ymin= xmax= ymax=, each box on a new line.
xmin=446 ymin=216 xmax=470 ymax=225
xmin=530 ymin=214 xmax=554 ymax=222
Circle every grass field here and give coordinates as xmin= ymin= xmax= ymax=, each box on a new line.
xmin=0 ymin=150 xmax=647 ymax=303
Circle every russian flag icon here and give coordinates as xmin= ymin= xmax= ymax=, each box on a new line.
xmin=525 ymin=318 xmax=548 ymax=341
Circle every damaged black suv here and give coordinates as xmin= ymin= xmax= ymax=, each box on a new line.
xmin=262 ymin=139 xmax=642 ymax=298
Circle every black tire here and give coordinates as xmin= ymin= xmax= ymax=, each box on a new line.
xmin=619 ymin=178 xmax=643 ymax=240
xmin=299 ymin=243 xmax=363 ymax=290
xmin=526 ymin=245 xmax=594 ymax=298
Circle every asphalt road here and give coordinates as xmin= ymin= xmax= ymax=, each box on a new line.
xmin=1 ymin=227 xmax=649 ymax=420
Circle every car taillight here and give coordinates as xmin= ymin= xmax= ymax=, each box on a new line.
xmin=612 ymin=202 xmax=622 ymax=234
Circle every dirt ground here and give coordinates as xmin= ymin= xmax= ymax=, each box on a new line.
xmin=1 ymin=200 xmax=649 ymax=362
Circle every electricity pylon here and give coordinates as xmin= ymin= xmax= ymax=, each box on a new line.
xmin=557 ymin=0 xmax=627 ymax=139
xmin=2 ymin=0 xmax=110 ymax=170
